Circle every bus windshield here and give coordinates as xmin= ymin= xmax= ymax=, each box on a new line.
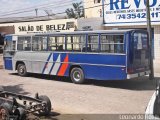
xmin=132 ymin=32 xmax=149 ymax=72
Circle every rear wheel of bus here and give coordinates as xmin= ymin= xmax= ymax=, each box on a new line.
xmin=70 ymin=67 xmax=85 ymax=84
xmin=17 ymin=63 xmax=27 ymax=76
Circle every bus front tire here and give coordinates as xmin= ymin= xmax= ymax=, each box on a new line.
xmin=70 ymin=67 xmax=85 ymax=84
xmin=17 ymin=64 xmax=27 ymax=76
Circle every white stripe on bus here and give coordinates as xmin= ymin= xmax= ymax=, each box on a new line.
xmin=51 ymin=54 xmax=61 ymax=75
xmin=44 ymin=54 xmax=53 ymax=74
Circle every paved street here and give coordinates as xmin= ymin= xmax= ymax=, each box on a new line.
xmin=0 ymin=69 xmax=156 ymax=115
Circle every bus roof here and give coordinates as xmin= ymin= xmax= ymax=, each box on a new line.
xmin=7 ymin=29 xmax=147 ymax=36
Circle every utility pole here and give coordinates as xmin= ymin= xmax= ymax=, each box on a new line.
xmin=35 ymin=9 xmax=38 ymax=17
xmin=146 ymin=0 xmax=154 ymax=80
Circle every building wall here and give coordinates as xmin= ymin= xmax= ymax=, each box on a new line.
xmin=0 ymin=26 xmax=15 ymax=34
xmin=84 ymin=0 xmax=102 ymax=18
xmin=153 ymin=26 xmax=160 ymax=72
xmin=0 ymin=19 xmax=77 ymax=34
xmin=77 ymin=17 xmax=103 ymax=30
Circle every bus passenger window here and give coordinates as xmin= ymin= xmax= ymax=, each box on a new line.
xmin=32 ymin=36 xmax=47 ymax=51
xmin=114 ymin=36 xmax=124 ymax=53
xmin=101 ymin=35 xmax=124 ymax=53
xmin=87 ymin=35 xmax=99 ymax=52
xmin=48 ymin=36 xmax=65 ymax=51
xmin=58 ymin=45 xmax=63 ymax=51
xmin=66 ymin=35 xmax=85 ymax=52
xmin=17 ymin=37 xmax=31 ymax=51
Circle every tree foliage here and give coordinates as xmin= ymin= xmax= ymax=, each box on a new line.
xmin=65 ymin=1 xmax=84 ymax=19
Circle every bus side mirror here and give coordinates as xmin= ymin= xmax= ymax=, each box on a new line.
xmin=153 ymin=83 xmax=160 ymax=117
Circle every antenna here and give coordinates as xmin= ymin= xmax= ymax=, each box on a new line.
xmin=35 ymin=8 xmax=38 ymax=17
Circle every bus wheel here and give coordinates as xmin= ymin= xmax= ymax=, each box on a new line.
xmin=70 ymin=67 xmax=85 ymax=84
xmin=17 ymin=63 xmax=27 ymax=76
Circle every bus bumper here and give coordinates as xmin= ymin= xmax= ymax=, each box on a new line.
xmin=127 ymin=70 xmax=151 ymax=79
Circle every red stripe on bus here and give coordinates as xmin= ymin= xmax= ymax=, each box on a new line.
xmin=57 ymin=54 xmax=69 ymax=76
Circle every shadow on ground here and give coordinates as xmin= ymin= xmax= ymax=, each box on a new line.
xmin=10 ymin=73 xmax=158 ymax=91
xmin=90 ymin=76 xmax=158 ymax=91
xmin=30 ymin=111 xmax=60 ymax=120
xmin=2 ymin=84 xmax=30 ymax=95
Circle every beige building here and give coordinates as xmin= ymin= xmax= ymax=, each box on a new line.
xmin=84 ymin=0 xmax=102 ymax=18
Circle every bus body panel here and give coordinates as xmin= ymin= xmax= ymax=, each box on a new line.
xmin=67 ymin=53 xmax=127 ymax=80
xmin=13 ymin=52 xmax=51 ymax=73
xmin=80 ymin=65 xmax=127 ymax=80
xmin=12 ymin=51 xmax=127 ymax=80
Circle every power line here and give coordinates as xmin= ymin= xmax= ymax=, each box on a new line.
xmin=0 ymin=0 xmax=116 ymax=19
xmin=0 ymin=0 xmax=94 ymax=17
xmin=0 ymin=0 xmax=73 ymax=15
xmin=0 ymin=1 xmax=122 ymax=22
xmin=0 ymin=0 xmax=81 ymax=16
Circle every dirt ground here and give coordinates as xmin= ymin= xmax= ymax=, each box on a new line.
xmin=0 ymin=54 xmax=3 ymax=69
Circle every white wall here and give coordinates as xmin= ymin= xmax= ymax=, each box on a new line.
xmin=77 ymin=17 xmax=103 ymax=30
xmin=0 ymin=19 xmax=77 ymax=34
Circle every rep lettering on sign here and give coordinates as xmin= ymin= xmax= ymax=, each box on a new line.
xmin=103 ymin=0 xmax=160 ymax=26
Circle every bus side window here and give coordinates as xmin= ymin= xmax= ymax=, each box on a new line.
xmin=87 ymin=35 xmax=99 ymax=52
xmin=48 ymin=37 xmax=56 ymax=51
xmin=56 ymin=36 xmax=65 ymax=51
xmin=32 ymin=36 xmax=47 ymax=51
xmin=48 ymin=36 xmax=65 ymax=51
xmin=114 ymin=35 xmax=124 ymax=53
xmin=66 ymin=35 xmax=85 ymax=52
xmin=101 ymin=35 xmax=110 ymax=53
xmin=100 ymin=35 xmax=124 ymax=53
xmin=17 ymin=36 xmax=31 ymax=51
xmin=58 ymin=45 xmax=63 ymax=51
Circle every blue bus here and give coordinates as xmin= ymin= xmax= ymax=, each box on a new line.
xmin=3 ymin=29 xmax=150 ymax=84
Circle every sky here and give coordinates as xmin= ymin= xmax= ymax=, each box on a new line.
xmin=0 ymin=0 xmax=81 ymax=18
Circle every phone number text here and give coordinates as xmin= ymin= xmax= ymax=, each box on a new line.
xmin=116 ymin=12 xmax=160 ymax=20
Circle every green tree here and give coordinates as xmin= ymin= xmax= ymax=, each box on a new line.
xmin=65 ymin=1 xmax=84 ymax=19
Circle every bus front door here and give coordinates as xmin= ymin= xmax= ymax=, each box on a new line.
xmin=3 ymin=36 xmax=16 ymax=70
